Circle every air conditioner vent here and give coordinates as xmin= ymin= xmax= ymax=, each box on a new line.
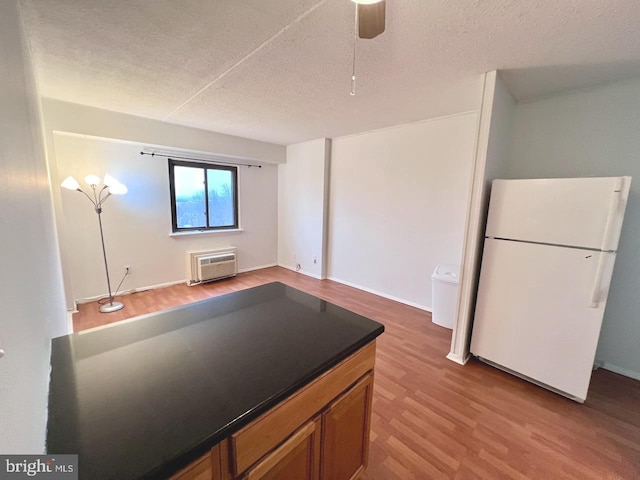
xmin=186 ymin=248 xmax=237 ymax=285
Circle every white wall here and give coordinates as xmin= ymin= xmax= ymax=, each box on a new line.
xmin=278 ymin=139 xmax=330 ymax=278
xmin=507 ymin=78 xmax=640 ymax=378
xmin=52 ymin=133 xmax=278 ymax=302
xmin=328 ymin=113 xmax=479 ymax=310
xmin=42 ymin=99 xmax=286 ymax=308
xmin=0 ymin=0 xmax=67 ymax=453
xmin=450 ymin=71 xmax=516 ymax=364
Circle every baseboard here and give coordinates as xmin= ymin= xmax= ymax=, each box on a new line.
xmin=238 ymin=263 xmax=278 ymax=273
xmin=326 ymin=276 xmax=432 ymax=312
xmin=279 ymin=263 xmax=324 ymax=280
xmin=446 ymin=351 xmax=470 ymax=365
xmin=594 ymin=360 xmax=640 ymax=381
xmin=75 ymin=279 xmax=187 ymax=305
xmin=66 ymin=309 xmax=75 ymax=334
xmin=75 ymin=264 xmax=280 ymax=304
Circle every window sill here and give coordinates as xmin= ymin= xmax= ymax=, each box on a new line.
xmin=170 ymin=228 xmax=244 ymax=237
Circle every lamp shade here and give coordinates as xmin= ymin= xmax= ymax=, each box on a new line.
xmin=109 ymin=183 xmax=128 ymax=195
xmin=103 ymin=173 xmax=118 ymax=187
xmin=61 ymin=176 xmax=80 ymax=190
xmin=85 ymin=174 xmax=101 ymax=186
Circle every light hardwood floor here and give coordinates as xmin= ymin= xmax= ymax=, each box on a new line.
xmin=74 ymin=267 xmax=640 ymax=479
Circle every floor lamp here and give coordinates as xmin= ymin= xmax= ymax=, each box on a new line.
xmin=61 ymin=174 xmax=128 ymax=313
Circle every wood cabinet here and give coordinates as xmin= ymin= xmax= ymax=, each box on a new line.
xmin=169 ymin=342 xmax=376 ymax=480
xmin=231 ymin=342 xmax=375 ymax=476
xmin=169 ymin=453 xmax=212 ymax=480
xmin=321 ymin=373 xmax=373 ymax=480
xmin=242 ymin=418 xmax=321 ymax=480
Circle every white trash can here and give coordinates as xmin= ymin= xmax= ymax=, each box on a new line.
xmin=431 ymin=264 xmax=460 ymax=329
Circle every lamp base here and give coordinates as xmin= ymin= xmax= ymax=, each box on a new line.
xmin=100 ymin=301 xmax=124 ymax=313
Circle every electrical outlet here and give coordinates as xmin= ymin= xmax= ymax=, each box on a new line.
xmin=313 ymin=256 xmax=317 ymax=264
xmin=125 ymin=265 xmax=131 ymax=274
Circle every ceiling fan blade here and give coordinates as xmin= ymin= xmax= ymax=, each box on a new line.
xmin=358 ymin=0 xmax=386 ymax=39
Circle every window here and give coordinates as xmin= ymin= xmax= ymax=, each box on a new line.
xmin=169 ymin=159 xmax=239 ymax=232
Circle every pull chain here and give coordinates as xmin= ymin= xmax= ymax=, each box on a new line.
xmin=350 ymin=3 xmax=358 ymax=96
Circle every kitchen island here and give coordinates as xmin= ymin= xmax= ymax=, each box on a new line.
xmin=47 ymin=282 xmax=384 ymax=480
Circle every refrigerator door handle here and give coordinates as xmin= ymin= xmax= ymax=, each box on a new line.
xmin=588 ymin=255 xmax=606 ymax=308
xmin=590 ymin=178 xmax=625 ymax=307
xmin=589 ymin=253 xmax=614 ymax=308
xmin=600 ymin=177 xmax=624 ymax=251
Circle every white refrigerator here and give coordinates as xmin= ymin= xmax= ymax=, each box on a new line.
xmin=470 ymin=176 xmax=631 ymax=403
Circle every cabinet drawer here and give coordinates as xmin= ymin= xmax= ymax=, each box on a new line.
xmin=169 ymin=453 xmax=212 ymax=480
xmin=231 ymin=341 xmax=376 ymax=476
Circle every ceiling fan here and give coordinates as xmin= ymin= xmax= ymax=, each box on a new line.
xmin=349 ymin=0 xmax=386 ymax=95
xmin=353 ymin=0 xmax=386 ymax=39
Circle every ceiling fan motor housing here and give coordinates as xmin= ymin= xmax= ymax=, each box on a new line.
xmin=358 ymin=0 xmax=386 ymax=39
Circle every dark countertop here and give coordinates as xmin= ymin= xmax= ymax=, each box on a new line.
xmin=47 ymin=282 xmax=384 ymax=480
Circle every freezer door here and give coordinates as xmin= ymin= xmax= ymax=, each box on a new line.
xmin=486 ymin=177 xmax=631 ymax=251
xmin=470 ymin=238 xmax=617 ymax=401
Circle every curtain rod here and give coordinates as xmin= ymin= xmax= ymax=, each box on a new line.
xmin=139 ymin=151 xmax=262 ymax=168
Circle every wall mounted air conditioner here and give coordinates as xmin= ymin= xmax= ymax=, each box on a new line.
xmin=186 ymin=247 xmax=237 ymax=285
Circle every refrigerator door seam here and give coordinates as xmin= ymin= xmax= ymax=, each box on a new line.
xmin=486 ymin=237 xmax=614 ymax=253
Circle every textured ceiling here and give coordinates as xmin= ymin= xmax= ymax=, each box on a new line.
xmin=20 ymin=0 xmax=640 ymax=145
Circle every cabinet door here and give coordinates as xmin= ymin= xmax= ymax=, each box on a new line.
xmin=321 ymin=373 xmax=373 ymax=480
xmin=242 ymin=418 xmax=321 ymax=480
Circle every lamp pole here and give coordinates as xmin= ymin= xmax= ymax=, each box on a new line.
xmin=61 ymin=175 xmax=127 ymax=313
xmin=95 ymin=205 xmax=122 ymax=312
